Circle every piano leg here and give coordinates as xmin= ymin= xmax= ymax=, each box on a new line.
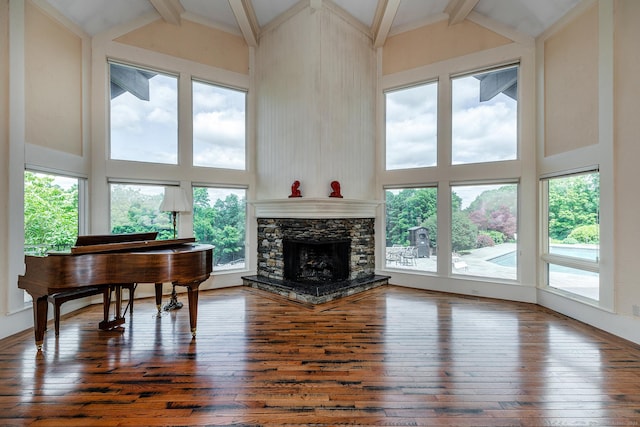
xmin=98 ymin=285 xmax=125 ymax=331
xmin=155 ymin=283 xmax=163 ymax=315
xmin=185 ymin=284 xmax=199 ymax=338
xmin=32 ymin=295 xmax=49 ymax=351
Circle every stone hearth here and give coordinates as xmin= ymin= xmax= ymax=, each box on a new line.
xmin=243 ymin=217 xmax=389 ymax=304
xmin=242 ymin=274 xmax=389 ymax=304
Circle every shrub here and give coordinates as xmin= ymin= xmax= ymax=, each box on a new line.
xmin=485 ymin=230 xmax=505 ymax=245
xmin=476 ymin=233 xmax=495 ymax=248
xmin=567 ymin=224 xmax=599 ymax=244
xmin=452 ymin=212 xmax=478 ymax=252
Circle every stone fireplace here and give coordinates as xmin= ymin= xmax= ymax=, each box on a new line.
xmin=243 ymin=200 xmax=388 ymax=304
xmin=256 ymin=217 xmax=376 ymax=281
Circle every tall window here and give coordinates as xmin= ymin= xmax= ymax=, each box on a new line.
xmin=385 ymin=187 xmax=437 ymax=272
xmin=193 ymin=187 xmax=246 ymax=270
xmin=542 ymin=172 xmax=599 ymax=300
xmin=109 ymin=62 xmax=178 ymax=164
xmin=24 ymin=171 xmax=81 ymax=255
xmin=451 ymin=65 xmax=518 ymax=165
xmin=193 ymin=81 xmax=246 ymax=169
xmin=109 ymin=183 xmax=173 ymax=239
xmin=385 ymin=81 xmax=438 ymax=170
xmin=450 ymin=183 xmax=518 ymax=280
xmin=382 ymin=62 xmax=521 ymax=284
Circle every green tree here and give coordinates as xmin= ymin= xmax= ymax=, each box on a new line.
xmin=193 ymin=189 xmax=246 ymax=265
xmin=110 ymin=185 xmax=172 ymax=239
xmin=386 ymin=188 xmax=437 ymax=246
xmin=193 ymin=187 xmax=215 ymax=243
xmin=451 ymin=211 xmax=478 ymax=252
xmin=24 ymin=172 xmax=79 ymax=252
xmin=548 ymin=174 xmax=599 ymax=241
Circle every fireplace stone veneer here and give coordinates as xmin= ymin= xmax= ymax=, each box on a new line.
xmin=257 ymin=218 xmax=376 ymax=281
xmin=243 ymin=217 xmax=389 ymax=304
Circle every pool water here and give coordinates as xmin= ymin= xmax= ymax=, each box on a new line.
xmin=489 ymin=246 xmax=599 ymax=275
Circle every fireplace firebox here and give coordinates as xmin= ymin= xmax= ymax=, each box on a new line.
xmin=283 ymin=238 xmax=350 ymax=283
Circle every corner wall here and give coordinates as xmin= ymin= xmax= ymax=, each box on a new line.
xmin=0 ymin=0 xmax=10 ymax=321
xmin=613 ymin=0 xmax=640 ymax=319
xmin=255 ymin=4 xmax=376 ymax=200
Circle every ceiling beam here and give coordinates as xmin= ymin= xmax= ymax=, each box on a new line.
xmin=372 ymin=0 xmax=400 ymax=48
xmin=149 ymin=0 xmax=185 ymax=26
xmin=229 ymin=0 xmax=259 ymax=47
xmin=444 ymin=0 xmax=479 ymax=25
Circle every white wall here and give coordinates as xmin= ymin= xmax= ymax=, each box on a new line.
xmin=255 ymin=5 xmax=376 ymax=200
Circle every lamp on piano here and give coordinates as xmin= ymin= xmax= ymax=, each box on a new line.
xmin=160 ymin=186 xmax=190 ymax=311
xmin=160 ymin=186 xmax=190 ymax=239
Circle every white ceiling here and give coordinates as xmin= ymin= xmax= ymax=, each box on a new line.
xmin=43 ymin=0 xmax=582 ymax=42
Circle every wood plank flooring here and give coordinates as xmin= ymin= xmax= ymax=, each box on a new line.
xmin=1 ymin=285 xmax=639 ymax=426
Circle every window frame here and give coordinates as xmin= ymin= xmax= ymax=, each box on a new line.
xmin=192 ymin=78 xmax=248 ymax=170
xmin=383 ymin=184 xmax=439 ymax=274
xmin=450 ymin=63 xmax=520 ymax=166
xmin=191 ymin=184 xmax=248 ymax=271
xmin=107 ymin=180 xmax=179 ymax=239
xmin=540 ymin=169 xmax=600 ymax=301
xmin=379 ymin=54 xmax=527 ymax=289
xmin=96 ymin=44 xmax=253 ymax=277
xmin=384 ymin=80 xmax=439 ymax=171
xmin=23 ymin=168 xmax=88 ymax=302
xmin=449 ymin=180 xmax=520 ymax=281
xmin=24 ymin=168 xmax=88 ymax=248
xmin=108 ymin=60 xmax=180 ymax=166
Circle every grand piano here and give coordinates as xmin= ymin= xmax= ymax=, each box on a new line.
xmin=18 ymin=232 xmax=214 ymax=350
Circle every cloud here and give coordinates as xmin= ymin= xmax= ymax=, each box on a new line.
xmin=193 ymin=111 xmax=245 ymax=145
xmin=452 ymin=100 xmax=517 ymax=164
xmin=385 ymin=83 xmax=438 ymax=169
xmin=385 ymin=73 xmax=518 ymax=169
xmin=193 ymin=110 xmax=245 ymax=169
xmin=193 ymin=142 xmax=245 ymax=169
xmin=192 ymin=83 xmax=246 ymax=169
xmin=451 ymin=75 xmax=517 ymax=164
xmin=110 ymin=74 xmax=179 ymax=163
xmin=110 ymin=103 xmax=141 ymax=131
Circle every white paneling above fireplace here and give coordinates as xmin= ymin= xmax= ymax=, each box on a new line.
xmin=250 ymin=198 xmax=383 ymax=218
xmin=255 ymin=3 xmax=376 ymax=201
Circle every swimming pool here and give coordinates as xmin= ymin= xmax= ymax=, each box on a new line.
xmin=489 ymin=246 xmax=599 ymax=271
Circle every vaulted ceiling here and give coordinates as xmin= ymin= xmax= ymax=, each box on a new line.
xmin=44 ymin=0 xmax=582 ymax=47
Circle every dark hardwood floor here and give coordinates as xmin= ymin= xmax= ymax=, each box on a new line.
xmin=1 ymin=285 xmax=639 ymax=426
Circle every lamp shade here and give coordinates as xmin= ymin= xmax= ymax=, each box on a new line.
xmin=160 ymin=187 xmax=190 ymax=213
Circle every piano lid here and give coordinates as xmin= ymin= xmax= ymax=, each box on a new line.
xmin=70 ymin=232 xmax=196 ymax=255
xmin=74 ymin=232 xmax=158 ymax=247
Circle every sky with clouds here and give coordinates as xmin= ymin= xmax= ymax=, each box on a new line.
xmin=386 ymin=81 xmax=438 ymax=169
xmin=386 ymin=69 xmax=517 ymax=171
xmin=385 ymin=67 xmax=518 ymax=207
xmin=110 ymin=72 xmax=178 ymax=164
xmin=451 ymin=73 xmax=517 ymax=165
xmin=110 ymin=65 xmax=516 ymax=209
xmin=192 ymin=81 xmax=246 ymax=170
xmin=110 ymin=72 xmax=245 ymax=169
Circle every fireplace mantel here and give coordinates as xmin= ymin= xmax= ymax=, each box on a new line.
xmin=250 ymin=198 xmax=383 ymax=218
